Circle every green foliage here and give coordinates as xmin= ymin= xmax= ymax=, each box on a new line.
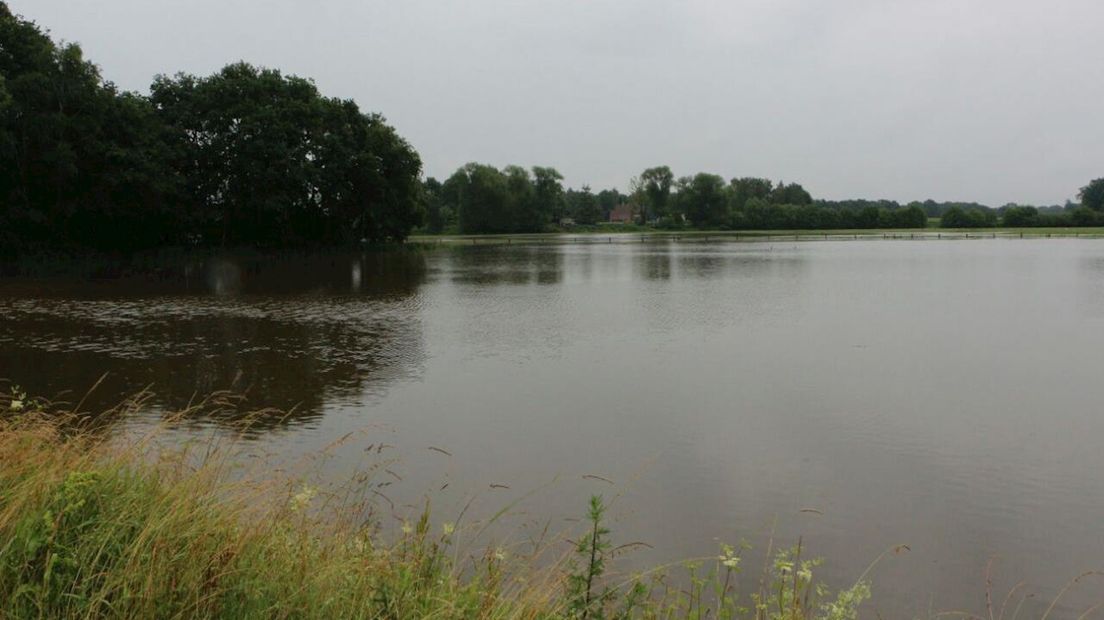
xmin=941 ymin=206 xmax=997 ymax=228
xmin=996 ymin=198 xmax=1104 ymax=228
xmin=0 ymin=5 xmax=183 ymax=253
xmin=732 ymin=199 xmax=926 ymax=231
xmin=567 ymin=495 xmax=615 ymax=619
xmin=0 ymin=3 xmax=422 ymax=254
xmin=595 ymin=188 xmax=626 ymax=221
xmin=1001 ymin=205 xmax=1039 ymax=227
xmin=729 ymin=177 xmax=774 ymax=212
xmin=568 ymin=185 xmax=602 ymax=225
xmin=421 ymin=176 xmax=448 ymax=233
xmin=638 ymin=166 xmax=674 ymax=222
xmin=447 ymin=163 xmax=512 ymax=234
xmin=1080 ymin=178 xmax=1104 ymax=212
xmin=443 ymin=163 xmax=564 ymax=233
xmin=677 ymin=173 xmax=728 ymax=228
xmin=769 ymin=182 xmax=813 ymax=206
xmin=534 ymin=166 xmax=567 ymax=224
xmin=150 ymin=63 xmax=421 ymax=246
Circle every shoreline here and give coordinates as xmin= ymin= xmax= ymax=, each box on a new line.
xmin=410 ymin=227 xmax=1104 ymax=245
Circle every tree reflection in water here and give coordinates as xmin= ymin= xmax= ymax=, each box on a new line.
xmin=0 ymin=251 xmax=428 ymax=431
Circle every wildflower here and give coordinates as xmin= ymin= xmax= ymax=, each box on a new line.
xmin=442 ymin=522 xmax=455 ymax=537
xmin=493 ymin=547 xmax=506 ymax=562
xmin=718 ymin=543 xmax=741 ymax=569
xmin=401 ymin=521 xmax=413 ymax=535
xmin=9 ymin=399 xmax=23 ymax=412
xmin=290 ymin=484 xmax=317 ymax=512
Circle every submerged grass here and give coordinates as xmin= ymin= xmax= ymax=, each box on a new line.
xmin=0 ymin=388 xmax=1097 ymax=619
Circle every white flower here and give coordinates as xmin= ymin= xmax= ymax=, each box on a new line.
xmin=718 ymin=543 xmax=741 ymax=569
xmin=493 ymin=547 xmax=506 ymax=562
xmin=9 ymin=399 xmax=23 ymax=412
xmin=401 ymin=521 xmax=413 ymax=535
xmin=290 ymin=485 xmax=317 ymax=512
xmin=442 ymin=522 xmax=455 ymax=537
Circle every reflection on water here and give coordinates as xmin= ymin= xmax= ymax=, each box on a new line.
xmin=0 ymin=251 xmax=427 ymax=429
xmin=3 ymin=240 xmax=1104 ymax=618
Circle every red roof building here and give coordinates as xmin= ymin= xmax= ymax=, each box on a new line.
xmin=609 ymin=203 xmax=637 ymax=224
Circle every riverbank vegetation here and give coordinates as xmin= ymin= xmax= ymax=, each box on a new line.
xmin=0 ymin=391 xmax=889 ymax=619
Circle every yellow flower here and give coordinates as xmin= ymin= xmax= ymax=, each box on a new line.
xmin=442 ymin=522 xmax=455 ymax=536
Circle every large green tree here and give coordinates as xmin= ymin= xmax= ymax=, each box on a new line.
xmin=150 ymin=63 xmax=421 ymax=246
xmin=1 ymin=2 xmax=422 ymax=254
xmin=421 ymin=177 xmax=447 ymax=233
xmin=568 ymin=185 xmax=601 ymax=225
xmin=678 ymin=173 xmax=728 ymax=228
xmin=639 ymin=166 xmax=674 ymax=223
xmin=1080 ymin=178 xmax=1104 ymax=212
xmin=532 ymin=166 xmax=564 ymax=226
xmin=595 ymin=188 xmax=624 ymax=221
xmin=728 ymin=177 xmax=773 ymax=212
xmin=446 ymin=163 xmax=512 ymax=234
xmin=769 ymin=181 xmax=813 ymax=205
xmin=0 ymin=3 xmax=182 ymax=252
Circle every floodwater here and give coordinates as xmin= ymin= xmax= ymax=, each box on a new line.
xmin=3 ymin=239 xmax=1103 ymax=617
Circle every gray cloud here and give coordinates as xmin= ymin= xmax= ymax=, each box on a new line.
xmin=16 ymin=0 xmax=1104 ymax=205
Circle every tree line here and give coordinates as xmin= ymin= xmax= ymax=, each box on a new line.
xmin=424 ymin=164 xmax=930 ymax=234
xmin=4 ymin=3 xmax=1103 ymax=252
xmin=0 ymin=3 xmax=422 ymax=255
xmin=424 ymin=161 xmax=1104 ymax=234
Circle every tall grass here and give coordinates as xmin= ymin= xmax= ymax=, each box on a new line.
xmin=0 ymin=389 xmax=1095 ymax=619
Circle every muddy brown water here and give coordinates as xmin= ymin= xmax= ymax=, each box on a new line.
xmin=3 ymin=238 xmax=1103 ymax=617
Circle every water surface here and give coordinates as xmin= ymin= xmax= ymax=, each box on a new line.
xmin=3 ymin=239 xmax=1103 ymax=617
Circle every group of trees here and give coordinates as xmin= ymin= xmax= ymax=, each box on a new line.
xmin=929 ymin=180 xmax=1104 ymax=228
xmin=423 ymin=164 xmax=563 ymax=234
xmin=423 ymin=163 xmax=930 ymax=234
xmin=424 ymin=161 xmax=1104 ymax=234
xmin=0 ymin=3 xmax=422 ymax=254
xmin=420 ymin=163 xmax=627 ymax=234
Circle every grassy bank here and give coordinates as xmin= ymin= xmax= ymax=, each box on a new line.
xmin=0 ymin=391 xmax=1098 ymax=618
xmin=0 ymin=393 xmax=885 ymax=619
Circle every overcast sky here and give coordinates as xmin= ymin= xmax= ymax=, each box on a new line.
xmin=14 ymin=0 xmax=1104 ymax=205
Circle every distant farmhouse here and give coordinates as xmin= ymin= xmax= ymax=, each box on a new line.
xmin=609 ymin=203 xmax=637 ymax=224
